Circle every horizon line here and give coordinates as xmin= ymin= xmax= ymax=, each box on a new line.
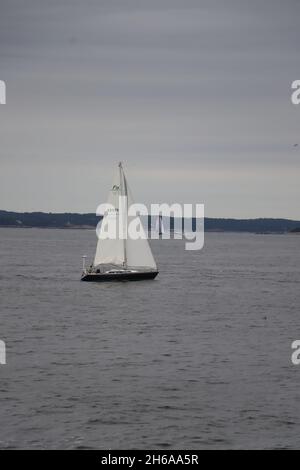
xmin=0 ymin=209 xmax=299 ymax=222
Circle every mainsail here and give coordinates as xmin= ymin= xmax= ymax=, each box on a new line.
xmin=93 ymin=163 xmax=157 ymax=270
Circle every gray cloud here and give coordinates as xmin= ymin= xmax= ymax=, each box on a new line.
xmin=0 ymin=0 xmax=299 ymax=217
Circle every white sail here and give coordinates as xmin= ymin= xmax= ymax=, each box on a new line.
xmin=126 ymin=182 xmax=157 ymax=270
xmin=94 ymin=163 xmax=157 ymax=271
xmin=93 ymin=164 xmax=125 ymax=266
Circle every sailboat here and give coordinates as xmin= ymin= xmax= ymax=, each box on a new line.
xmin=81 ymin=162 xmax=159 ymax=282
xmin=155 ymin=214 xmax=165 ymax=236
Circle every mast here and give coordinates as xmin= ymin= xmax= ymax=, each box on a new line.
xmin=119 ymin=161 xmax=128 ymax=268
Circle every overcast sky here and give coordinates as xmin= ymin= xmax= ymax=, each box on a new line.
xmin=0 ymin=0 xmax=299 ymax=218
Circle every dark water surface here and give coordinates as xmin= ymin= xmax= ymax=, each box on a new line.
xmin=0 ymin=228 xmax=300 ymax=449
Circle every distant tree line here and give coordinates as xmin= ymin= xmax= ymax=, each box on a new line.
xmin=0 ymin=210 xmax=300 ymax=233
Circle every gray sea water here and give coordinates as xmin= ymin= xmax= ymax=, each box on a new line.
xmin=0 ymin=228 xmax=300 ymax=449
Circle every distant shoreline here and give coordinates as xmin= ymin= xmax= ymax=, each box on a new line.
xmin=0 ymin=224 xmax=95 ymax=230
xmin=1 ymin=210 xmax=300 ymax=234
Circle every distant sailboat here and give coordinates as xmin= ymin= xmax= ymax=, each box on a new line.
xmin=155 ymin=214 xmax=165 ymax=236
xmin=81 ymin=162 xmax=158 ymax=282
